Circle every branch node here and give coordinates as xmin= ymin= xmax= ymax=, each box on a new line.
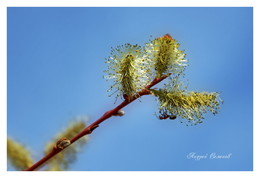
xmin=87 ymin=124 xmax=99 ymax=134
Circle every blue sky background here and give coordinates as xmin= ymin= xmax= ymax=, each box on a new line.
xmin=7 ymin=7 xmax=253 ymax=171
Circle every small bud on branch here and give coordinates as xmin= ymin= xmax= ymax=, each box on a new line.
xmin=113 ymin=109 xmax=125 ymax=117
xmin=54 ymin=138 xmax=71 ymax=150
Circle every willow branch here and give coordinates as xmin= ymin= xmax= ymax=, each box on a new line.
xmin=24 ymin=73 xmax=171 ymax=171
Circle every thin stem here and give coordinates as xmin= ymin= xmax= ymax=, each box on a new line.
xmin=24 ymin=73 xmax=171 ymax=171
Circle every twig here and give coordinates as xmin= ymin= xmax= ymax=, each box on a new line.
xmin=24 ymin=73 xmax=171 ymax=171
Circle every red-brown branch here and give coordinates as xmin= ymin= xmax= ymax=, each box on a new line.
xmin=24 ymin=73 xmax=171 ymax=171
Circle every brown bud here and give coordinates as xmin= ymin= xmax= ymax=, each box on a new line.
xmin=163 ymin=33 xmax=173 ymax=39
xmin=55 ymin=138 xmax=71 ymax=150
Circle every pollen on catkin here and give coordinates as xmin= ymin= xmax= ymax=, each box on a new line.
xmin=104 ymin=43 xmax=151 ymax=99
xmin=145 ymin=34 xmax=187 ymax=78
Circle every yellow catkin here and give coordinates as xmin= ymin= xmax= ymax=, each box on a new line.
xmin=105 ymin=43 xmax=150 ymax=99
xmin=145 ymin=34 xmax=187 ymax=78
xmin=7 ymin=138 xmax=34 ymax=170
xmin=119 ymin=54 xmax=137 ymax=97
xmin=151 ymin=88 xmax=222 ymax=125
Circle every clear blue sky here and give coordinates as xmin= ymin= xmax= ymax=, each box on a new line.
xmin=7 ymin=7 xmax=253 ymax=171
